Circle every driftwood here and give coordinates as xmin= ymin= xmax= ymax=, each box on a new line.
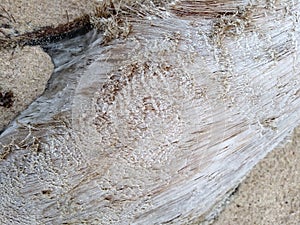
xmin=0 ymin=14 xmax=92 ymax=49
xmin=1 ymin=0 xmax=300 ymax=224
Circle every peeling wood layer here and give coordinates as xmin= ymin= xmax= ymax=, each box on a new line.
xmin=1 ymin=0 xmax=300 ymax=224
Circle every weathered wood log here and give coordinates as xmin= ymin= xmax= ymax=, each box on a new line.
xmin=1 ymin=0 xmax=300 ymax=224
xmin=0 ymin=14 xmax=92 ymax=49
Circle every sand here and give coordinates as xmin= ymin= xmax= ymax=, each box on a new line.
xmin=0 ymin=1 xmax=299 ymax=224
xmin=213 ymin=128 xmax=300 ymax=224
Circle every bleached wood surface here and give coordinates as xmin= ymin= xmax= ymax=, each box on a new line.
xmin=1 ymin=1 xmax=300 ymax=224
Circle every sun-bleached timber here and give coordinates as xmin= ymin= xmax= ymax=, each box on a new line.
xmin=1 ymin=0 xmax=300 ymax=224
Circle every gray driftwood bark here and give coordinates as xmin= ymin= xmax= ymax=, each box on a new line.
xmin=1 ymin=0 xmax=300 ymax=224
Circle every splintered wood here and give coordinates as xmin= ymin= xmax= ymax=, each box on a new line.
xmin=0 ymin=1 xmax=300 ymax=224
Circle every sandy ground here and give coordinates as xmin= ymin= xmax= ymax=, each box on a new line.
xmin=0 ymin=1 xmax=299 ymax=224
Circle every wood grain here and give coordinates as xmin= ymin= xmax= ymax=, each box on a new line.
xmin=0 ymin=1 xmax=300 ymax=224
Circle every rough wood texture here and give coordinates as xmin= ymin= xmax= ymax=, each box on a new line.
xmin=0 ymin=1 xmax=300 ymax=224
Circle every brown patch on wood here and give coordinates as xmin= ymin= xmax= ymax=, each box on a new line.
xmin=91 ymin=1 xmax=132 ymax=44
xmin=41 ymin=190 xmax=52 ymax=195
xmin=170 ymin=0 xmax=248 ymax=18
xmin=0 ymin=14 xmax=92 ymax=49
